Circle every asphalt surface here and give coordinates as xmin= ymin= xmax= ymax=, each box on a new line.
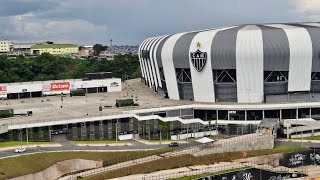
xmin=0 ymin=135 xmax=200 ymax=158
xmin=1 ymin=138 xmax=319 ymax=159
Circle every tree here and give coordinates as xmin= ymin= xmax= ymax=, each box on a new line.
xmin=158 ymin=121 xmax=170 ymax=142
xmin=93 ymin=44 xmax=108 ymax=56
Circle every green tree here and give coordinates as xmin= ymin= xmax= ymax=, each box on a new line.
xmin=93 ymin=44 xmax=108 ymax=56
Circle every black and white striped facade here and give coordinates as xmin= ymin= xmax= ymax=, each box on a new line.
xmin=138 ymin=23 xmax=320 ymax=103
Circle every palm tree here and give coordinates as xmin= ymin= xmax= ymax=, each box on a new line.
xmin=158 ymin=121 xmax=170 ymax=142
xmin=147 ymin=121 xmax=154 ymax=141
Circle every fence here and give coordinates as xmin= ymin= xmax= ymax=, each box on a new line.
xmin=143 ymin=162 xmax=308 ymax=180
xmin=60 ymin=133 xmax=275 ymax=180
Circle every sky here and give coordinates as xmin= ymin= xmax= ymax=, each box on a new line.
xmin=0 ymin=0 xmax=320 ymax=46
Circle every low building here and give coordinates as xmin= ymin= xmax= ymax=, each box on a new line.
xmin=31 ymin=44 xmax=79 ymax=55
xmin=0 ymin=40 xmax=13 ymax=54
xmin=0 ymin=76 xmax=121 ymax=99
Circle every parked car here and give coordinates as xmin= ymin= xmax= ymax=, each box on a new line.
xmin=168 ymin=142 xmax=179 ymax=147
xmin=14 ymin=147 xmax=26 ymax=153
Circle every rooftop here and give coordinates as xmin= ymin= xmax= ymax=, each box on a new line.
xmin=31 ymin=44 xmax=78 ymax=49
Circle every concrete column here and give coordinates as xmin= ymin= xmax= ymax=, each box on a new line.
xmin=310 ymin=108 xmax=312 ymax=118
xmin=81 ymin=123 xmax=87 ymax=140
xmin=280 ymin=110 xmax=282 ymax=120
xmin=216 ymin=110 xmax=219 ymax=120
xmin=262 ymin=110 xmax=265 ymax=119
xmin=129 ymin=118 xmax=134 ymax=132
xmin=227 ymin=111 xmax=230 ymax=121
xmin=296 ymin=108 xmax=298 ymax=119
xmin=286 ymin=126 xmax=289 ymax=139
xmin=30 ymin=92 xmax=32 ymax=98
xmin=99 ymin=121 xmax=104 ymax=140
xmin=90 ymin=122 xmax=95 ymax=140
xmin=72 ymin=124 xmax=77 ymax=139
xmin=245 ymin=110 xmax=247 ymax=121
xmin=107 ymin=121 xmax=112 ymax=139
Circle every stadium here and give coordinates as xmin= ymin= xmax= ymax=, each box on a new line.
xmin=139 ymin=22 xmax=320 ymax=103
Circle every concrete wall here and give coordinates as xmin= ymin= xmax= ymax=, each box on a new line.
xmin=171 ymin=130 xmax=218 ymax=140
xmin=9 ymin=159 xmax=103 ymax=180
xmin=194 ymin=135 xmax=274 ymax=156
xmin=0 ymin=123 xmax=8 ymax=134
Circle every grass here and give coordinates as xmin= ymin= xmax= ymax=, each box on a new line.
xmin=0 ymin=150 xmax=161 ymax=180
xmin=170 ymin=168 xmax=248 ymax=180
xmin=84 ymin=145 xmax=305 ymax=180
xmin=70 ymin=140 xmax=121 ymax=144
xmin=0 ymin=141 xmax=54 ymax=148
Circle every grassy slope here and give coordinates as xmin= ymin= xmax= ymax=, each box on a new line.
xmin=84 ymin=146 xmax=305 ymax=180
xmin=0 ymin=150 xmax=157 ymax=180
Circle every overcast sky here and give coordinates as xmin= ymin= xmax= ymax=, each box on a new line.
xmin=1 ymin=0 xmax=320 ymax=45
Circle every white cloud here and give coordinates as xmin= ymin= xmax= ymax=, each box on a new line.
xmin=7 ymin=13 xmax=108 ymax=45
xmin=294 ymin=0 xmax=320 ymax=13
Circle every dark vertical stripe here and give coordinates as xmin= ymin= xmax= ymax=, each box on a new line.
xmin=149 ymin=36 xmax=164 ymax=88
xmin=143 ymin=38 xmax=155 ymax=86
xmin=140 ymin=38 xmax=151 ymax=79
xmin=258 ymin=25 xmax=290 ymax=71
xmin=172 ymin=32 xmax=199 ymax=68
xmin=211 ymin=26 xmax=243 ymax=69
xmin=156 ymin=35 xmax=172 ymax=68
xmin=287 ymin=23 xmax=320 ymax=72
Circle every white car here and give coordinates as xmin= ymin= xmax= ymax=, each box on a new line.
xmin=14 ymin=147 xmax=26 ymax=153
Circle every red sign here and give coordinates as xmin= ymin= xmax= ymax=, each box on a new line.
xmin=50 ymin=82 xmax=70 ymax=91
xmin=0 ymin=86 xmax=7 ymax=94
xmin=0 ymin=86 xmax=7 ymax=92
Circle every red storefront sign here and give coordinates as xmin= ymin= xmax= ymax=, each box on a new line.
xmin=50 ymin=82 xmax=70 ymax=91
xmin=0 ymin=86 xmax=7 ymax=94
xmin=0 ymin=86 xmax=7 ymax=92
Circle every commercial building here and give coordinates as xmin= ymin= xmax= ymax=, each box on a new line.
xmin=0 ymin=40 xmax=13 ymax=53
xmin=139 ymin=22 xmax=320 ymax=104
xmin=0 ymin=72 xmax=121 ymax=99
xmin=31 ymin=44 xmax=79 ymax=55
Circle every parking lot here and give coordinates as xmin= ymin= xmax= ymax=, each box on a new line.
xmin=0 ymin=79 xmax=192 ymax=125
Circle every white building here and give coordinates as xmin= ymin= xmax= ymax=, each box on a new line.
xmin=0 ymin=78 xmax=121 ymax=99
xmin=0 ymin=40 xmax=13 ymax=53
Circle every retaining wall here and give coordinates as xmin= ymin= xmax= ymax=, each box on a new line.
xmin=9 ymin=159 xmax=103 ymax=180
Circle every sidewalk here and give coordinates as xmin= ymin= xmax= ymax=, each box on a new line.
xmin=135 ymin=139 xmax=188 ymax=145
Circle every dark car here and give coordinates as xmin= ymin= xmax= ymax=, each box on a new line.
xmin=168 ymin=142 xmax=179 ymax=147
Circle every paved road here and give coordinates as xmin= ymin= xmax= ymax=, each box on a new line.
xmin=0 ymin=143 xmax=171 ymax=158
xmin=0 ymin=135 xmax=200 ymax=158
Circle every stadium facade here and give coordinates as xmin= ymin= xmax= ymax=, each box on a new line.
xmin=138 ymin=23 xmax=320 ymax=103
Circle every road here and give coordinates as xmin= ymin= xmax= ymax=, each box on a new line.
xmin=0 ymin=135 xmax=200 ymax=159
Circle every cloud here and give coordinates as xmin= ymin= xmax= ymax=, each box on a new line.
xmin=293 ymin=0 xmax=320 ymax=13
xmin=0 ymin=0 xmax=59 ymax=17
xmin=6 ymin=13 xmax=108 ymax=45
